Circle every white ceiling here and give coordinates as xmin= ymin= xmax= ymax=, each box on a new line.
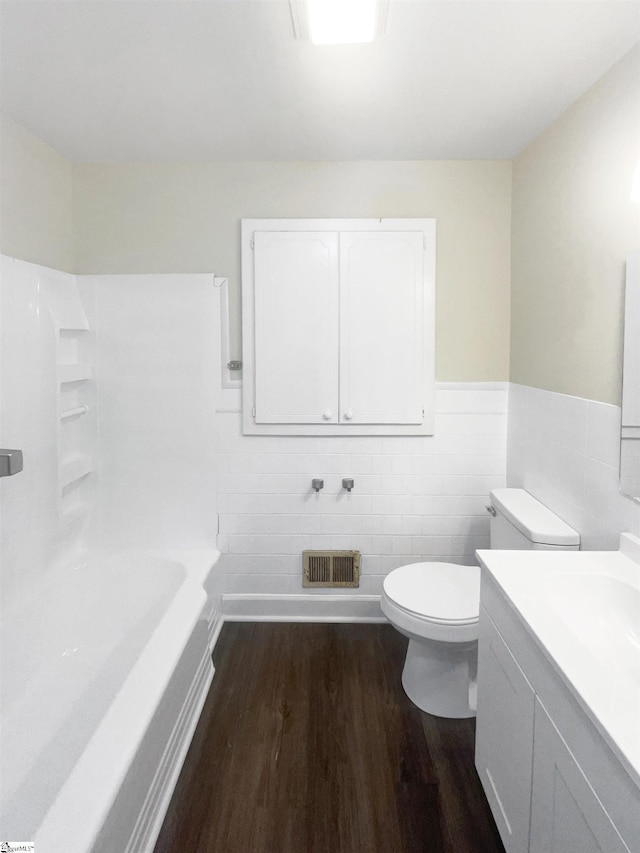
xmin=1 ymin=0 xmax=638 ymax=163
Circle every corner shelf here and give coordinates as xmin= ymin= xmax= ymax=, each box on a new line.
xmin=60 ymin=499 xmax=90 ymax=532
xmin=59 ymin=364 xmax=92 ymax=384
xmin=60 ymin=405 xmax=89 ymax=421
xmin=60 ymin=455 xmax=93 ymax=489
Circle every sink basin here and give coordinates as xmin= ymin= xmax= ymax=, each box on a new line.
xmin=546 ymin=573 xmax=640 ymax=682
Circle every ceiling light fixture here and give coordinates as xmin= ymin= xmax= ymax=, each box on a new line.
xmin=290 ymin=0 xmax=389 ymax=45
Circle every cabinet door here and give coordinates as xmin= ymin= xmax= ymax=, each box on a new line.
xmin=253 ymin=231 xmax=339 ymax=423
xmin=475 ymin=607 xmax=536 ymax=853
xmin=530 ymin=700 xmax=631 ymax=853
xmin=339 ymin=232 xmax=424 ymax=424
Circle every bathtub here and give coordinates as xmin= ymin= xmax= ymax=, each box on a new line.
xmin=0 ymin=548 xmax=220 ymax=853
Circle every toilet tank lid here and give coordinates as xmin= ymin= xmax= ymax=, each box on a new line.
xmin=490 ymin=488 xmax=580 ymax=546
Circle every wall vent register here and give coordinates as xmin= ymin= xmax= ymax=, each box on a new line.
xmin=241 ymin=218 xmax=436 ymax=436
xmin=303 ymin=550 xmax=360 ymax=587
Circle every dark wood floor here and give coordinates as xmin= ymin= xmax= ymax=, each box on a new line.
xmin=154 ymin=623 xmax=505 ymax=853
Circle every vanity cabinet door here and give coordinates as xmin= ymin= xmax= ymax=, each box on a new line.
xmin=529 ymin=699 xmax=631 ymax=853
xmin=475 ymin=606 xmax=536 ymax=853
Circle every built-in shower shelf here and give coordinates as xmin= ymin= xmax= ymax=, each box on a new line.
xmin=61 ymin=495 xmax=86 ymax=515
xmin=59 ymin=364 xmax=92 ymax=384
xmin=60 ymin=405 xmax=89 ymax=421
xmin=61 ymin=501 xmax=89 ymax=527
xmin=60 ymin=455 xmax=93 ymax=489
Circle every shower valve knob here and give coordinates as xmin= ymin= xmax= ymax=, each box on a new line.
xmin=342 ymin=478 xmax=354 ymax=493
xmin=0 ymin=449 xmax=23 ymax=477
xmin=312 ymin=479 xmax=324 ymax=493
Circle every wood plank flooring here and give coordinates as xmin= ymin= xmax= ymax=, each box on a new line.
xmin=154 ymin=623 xmax=505 ymax=853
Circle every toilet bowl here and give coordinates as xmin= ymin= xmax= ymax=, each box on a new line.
xmin=382 ymin=488 xmax=580 ymax=719
xmin=381 ymin=562 xmax=481 ymax=718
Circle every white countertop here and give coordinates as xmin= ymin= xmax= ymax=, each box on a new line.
xmin=476 ymin=535 xmax=640 ymax=786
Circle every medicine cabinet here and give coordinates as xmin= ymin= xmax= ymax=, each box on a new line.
xmin=241 ymin=218 xmax=435 ymax=436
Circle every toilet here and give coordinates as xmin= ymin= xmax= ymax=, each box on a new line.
xmin=381 ymin=488 xmax=580 ymax=718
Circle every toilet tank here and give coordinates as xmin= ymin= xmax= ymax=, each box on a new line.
xmin=489 ymin=488 xmax=580 ymax=551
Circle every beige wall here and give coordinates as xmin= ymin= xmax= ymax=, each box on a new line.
xmin=511 ymin=45 xmax=640 ymax=406
xmin=73 ymin=160 xmax=512 ymax=381
xmin=0 ymin=114 xmax=511 ymax=381
xmin=0 ymin=114 xmax=74 ymax=272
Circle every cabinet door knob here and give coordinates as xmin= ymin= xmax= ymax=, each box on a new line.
xmin=344 ymin=408 xmax=354 ymax=420
xmin=322 ymin=409 xmax=332 ymax=420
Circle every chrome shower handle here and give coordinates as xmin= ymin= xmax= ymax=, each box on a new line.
xmin=0 ymin=449 xmax=23 ymax=477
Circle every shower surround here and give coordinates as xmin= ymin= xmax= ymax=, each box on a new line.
xmin=0 ymin=257 xmax=220 ymax=851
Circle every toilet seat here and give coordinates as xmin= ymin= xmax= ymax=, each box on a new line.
xmin=383 ymin=561 xmax=480 ymax=623
xmin=381 ymin=561 xmax=480 ymax=644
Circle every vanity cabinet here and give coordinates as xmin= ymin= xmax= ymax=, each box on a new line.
xmin=241 ymin=219 xmax=435 ymax=436
xmin=476 ymin=574 xmax=639 ymax=853
xmin=475 ymin=609 xmax=535 ymax=853
xmin=530 ymin=699 xmax=630 ymax=853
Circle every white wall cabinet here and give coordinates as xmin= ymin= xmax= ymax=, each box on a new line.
xmin=242 ymin=219 xmax=435 ymax=435
xmin=476 ymin=577 xmax=638 ymax=853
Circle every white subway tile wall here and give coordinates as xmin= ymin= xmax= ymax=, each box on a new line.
xmin=216 ymin=383 xmax=508 ymax=595
xmin=620 ymin=438 xmax=640 ymax=497
xmin=508 ymin=384 xmax=640 ymax=550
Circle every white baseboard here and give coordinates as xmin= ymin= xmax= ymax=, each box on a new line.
xmin=208 ymin=608 xmax=225 ymax=658
xmin=221 ymin=593 xmax=386 ymax=623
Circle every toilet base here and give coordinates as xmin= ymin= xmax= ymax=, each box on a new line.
xmin=401 ymin=637 xmax=478 ymax=719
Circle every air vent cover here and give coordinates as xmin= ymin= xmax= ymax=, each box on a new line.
xmin=303 ymin=550 xmax=360 ymax=587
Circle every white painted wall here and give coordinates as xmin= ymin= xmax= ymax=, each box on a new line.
xmin=507 ymin=47 xmax=640 ymax=547
xmin=0 ymin=114 xmax=74 ymax=273
xmin=511 ymin=44 xmax=640 ymax=407
xmin=73 ymin=159 xmax=512 ymax=383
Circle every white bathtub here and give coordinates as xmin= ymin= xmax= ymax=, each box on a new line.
xmin=0 ymin=548 xmax=220 ymax=853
